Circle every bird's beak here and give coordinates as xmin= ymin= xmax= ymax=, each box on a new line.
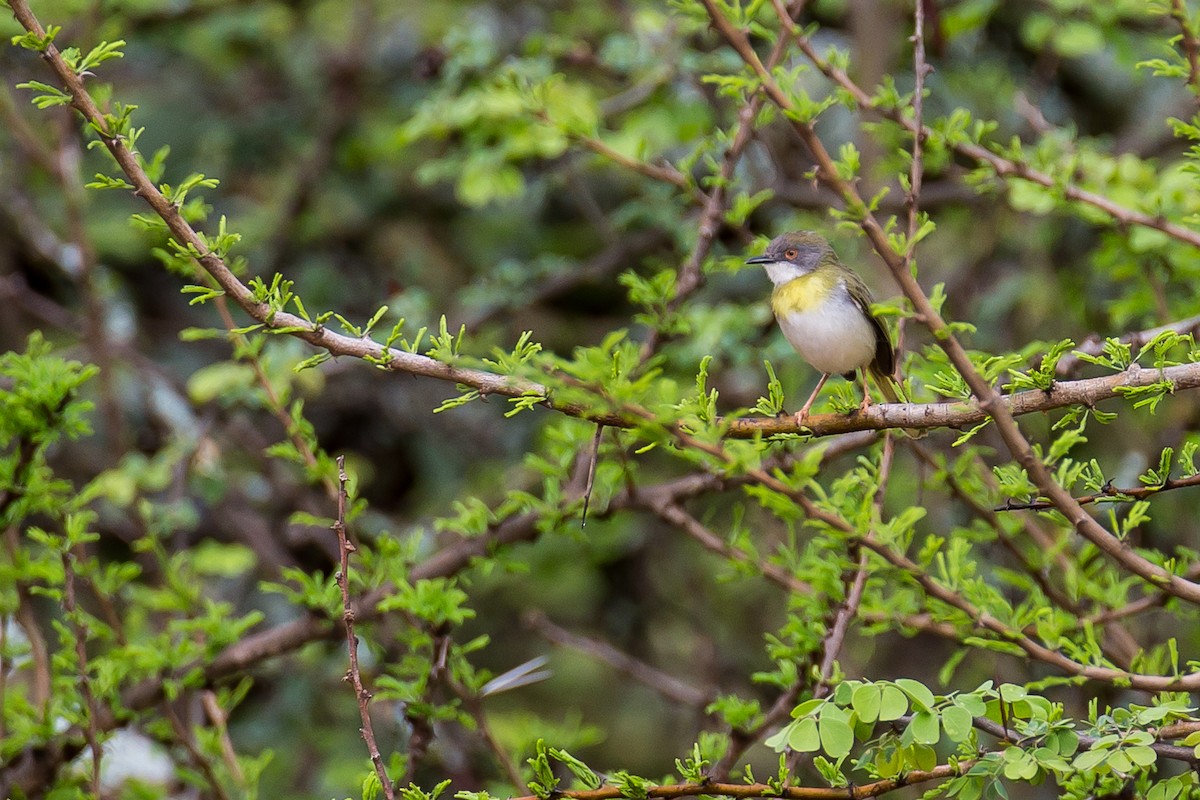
xmin=744 ymin=254 xmax=775 ymax=265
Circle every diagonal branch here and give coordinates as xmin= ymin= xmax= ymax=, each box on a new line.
xmin=499 ymin=769 xmax=967 ymax=800
xmin=525 ymin=611 xmax=712 ymax=708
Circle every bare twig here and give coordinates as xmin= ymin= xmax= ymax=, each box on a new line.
xmin=648 ymin=501 xmax=812 ymax=595
xmin=201 ymin=691 xmax=247 ymax=788
xmin=1056 ymin=312 xmax=1200 ymax=377
xmin=1169 ymin=0 xmax=1200 ymax=97
xmin=903 ymin=0 xmax=930 ymax=255
xmin=525 ymin=611 xmax=711 ymax=708
xmin=575 ymin=132 xmax=700 ymax=198
xmin=855 ymin=532 xmax=1198 ymax=692
xmin=502 ymin=768 xmax=967 ymax=800
xmin=816 ymin=548 xmax=870 ymax=697
xmin=333 ymin=455 xmax=394 ymax=800
xmin=163 ymin=702 xmax=234 ymax=800
xmin=1086 ymin=562 xmax=1200 ymax=624
xmin=61 ymin=547 xmax=102 ymax=798
xmin=580 ymin=424 xmax=604 ymax=527
xmin=639 ymin=0 xmax=803 ymax=359
xmin=904 ymin=442 xmax=1138 ymax=667
xmin=996 ymin=472 xmax=1200 ymax=512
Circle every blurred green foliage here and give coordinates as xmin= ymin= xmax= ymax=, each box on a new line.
xmin=5 ymin=1 xmax=1200 ymax=799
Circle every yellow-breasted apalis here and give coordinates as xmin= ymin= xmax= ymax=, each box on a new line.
xmin=746 ymin=231 xmax=902 ymax=423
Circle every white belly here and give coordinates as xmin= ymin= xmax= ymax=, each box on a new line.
xmin=776 ymin=291 xmax=876 ymax=375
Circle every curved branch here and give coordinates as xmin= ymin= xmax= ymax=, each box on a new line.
xmin=722 ymin=360 xmax=1200 ymax=437
xmin=996 ymin=472 xmax=1200 ymax=512
xmin=502 ymin=769 xmax=966 ymax=800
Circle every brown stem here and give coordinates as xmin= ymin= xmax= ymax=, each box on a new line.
xmin=163 ymin=701 xmax=234 ymax=800
xmin=1170 ymin=0 xmax=1200 ymax=96
xmin=503 ymin=768 xmax=967 ymax=800
xmin=201 ymin=690 xmax=247 ymax=788
xmin=996 ymin=471 xmax=1200 ymax=512
xmin=61 ymin=547 xmax=102 ymax=798
xmin=525 ymin=611 xmax=711 ymax=708
xmin=333 ymin=455 xmax=394 ymax=800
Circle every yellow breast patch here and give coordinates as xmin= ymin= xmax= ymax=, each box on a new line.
xmin=770 ymin=271 xmax=840 ymax=317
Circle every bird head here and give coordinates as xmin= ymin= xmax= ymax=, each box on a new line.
xmin=745 ymin=231 xmax=833 ymax=286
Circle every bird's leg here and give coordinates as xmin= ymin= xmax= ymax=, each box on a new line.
xmin=794 ymin=373 xmax=831 ymax=425
xmin=858 ymin=370 xmax=873 ymax=413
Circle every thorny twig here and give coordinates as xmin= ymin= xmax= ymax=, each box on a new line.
xmin=333 ymin=455 xmax=394 ymax=800
xmin=61 ymin=547 xmax=102 ymax=798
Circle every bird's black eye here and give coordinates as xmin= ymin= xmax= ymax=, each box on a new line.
xmin=784 ymin=248 xmax=798 ymax=260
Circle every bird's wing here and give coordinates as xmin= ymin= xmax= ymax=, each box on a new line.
xmin=844 ymin=272 xmax=895 ymax=378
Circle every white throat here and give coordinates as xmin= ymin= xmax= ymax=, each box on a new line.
xmin=762 ymin=260 xmax=808 ymax=287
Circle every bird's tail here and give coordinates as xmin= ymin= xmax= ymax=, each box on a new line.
xmin=873 ymin=370 xmax=906 ymax=404
xmin=871 ymin=370 xmax=922 ymax=438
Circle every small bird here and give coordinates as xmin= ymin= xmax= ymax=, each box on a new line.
xmin=746 ymin=231 xmax=901 ymax=424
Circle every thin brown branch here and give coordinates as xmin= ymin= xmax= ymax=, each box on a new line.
xmin=446 ymin=677 xmax=525 ymax=788
xmin=525 ymin=611 xmax=712 ymax=708
xmin=61 ymin=547 xmax=102 ymax=798
xmin=856 ymin=532 xmax=1200 ymax=692
xmin=211 ymin=294 xmax=338 ymax=499
xmin=1170 ymin=0 xmax=1200 ymax=96
xmin=816 ymin=548 xmax=869 ymax=696
xmin=905 ymin=443 xmax=1139 ymax=668
xmin=996 ymin=471 xmax=1200 ymax=512
xmin=201 ymin=691 xmax=247 ymax=789
xmin=1056 ymin=313 xmax=1200 ymax=377
xmin=576 ymin=132 xmax=699 ymax=197
xmin=647 ymin=500 xmax=812 ymax=595
xmin=904 ymin=0 xmax=929 ymax=254
xmin=1086 ymin=561 xmax=1200 ymax=624
xmin=163 ymin=702 xmax=234 ymax=800
xmin=640 ymin=1 xmax=801 ymax=358
xmin=580 ymin=424 xmax=604 ymax=527
xmin=1157 ymin=720 xmax=1200 ymax=740
xmin=333 ymin=455 xmax=394 ymax=800
xmin=503 ymin=768 xmax=967 ymax=800
xmin=812 ymin=433 xmax=895 ymax=696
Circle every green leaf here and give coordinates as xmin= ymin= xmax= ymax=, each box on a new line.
xmin=879 ymin=684 xmax=909 ymax=720
xmin=894 ymin=678 xmax=936 ymax=711
xmin=941 ymin=704 xmax=974 ymax=742
xmin=817 ymin=713 xmax=855 ymax=758
xmin=909 ymin=710 xmax=940 ymax=745
xmin=1071 ymin=748 xmax=1108 ymax=771
xmin=851 ymin=683 xmax=882 ymax=723
xmin=787 ymin=717 xmax=820 ymax=752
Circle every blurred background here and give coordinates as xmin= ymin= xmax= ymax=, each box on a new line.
xmin=3 ymin=0 xmax=1200 ymax=797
